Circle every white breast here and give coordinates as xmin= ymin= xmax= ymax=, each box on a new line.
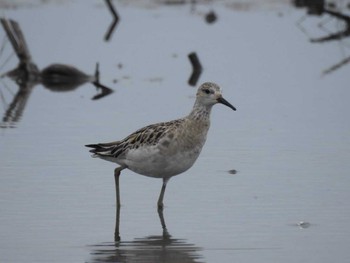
xmin=121 ymin=136 xmax=205 ymax=178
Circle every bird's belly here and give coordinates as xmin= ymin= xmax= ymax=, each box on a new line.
xmin=124 ymin=148 xmax=200 ymax=178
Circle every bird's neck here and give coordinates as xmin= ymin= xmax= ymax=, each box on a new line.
xmin=188 ymin=100 xmax=212 ymax=123
xmin=182 ymin=100 xmax=211 ymax=145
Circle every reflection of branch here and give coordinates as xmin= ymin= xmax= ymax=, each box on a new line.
xmin=1 ymin=83 xmax=35 ymax=128
xmin=92 ymin=81 xmax=114 ymax=100
xmin=92 ymin=63 xmax=114 ymax=100
xmin=188 ymin=52 xmax=202 ymax=86
xmin=311 ymin=9 xmax=350 ymax=43
xmin=323 ymin=55 xmax=350 ymax=75
xmin=104 ymin=0 xmax=120 ymax=41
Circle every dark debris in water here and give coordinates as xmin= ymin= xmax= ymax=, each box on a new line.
xmin=228 ymin=169 xmax=238 ymax=175
xmin=188 ymin=52 xmax=202 ymax=86
xmin=205 ymin=10 xmax=217 ymax=24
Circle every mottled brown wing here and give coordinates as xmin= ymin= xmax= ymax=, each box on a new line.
xmin=86 ymin=119 xmax=184 ymax=159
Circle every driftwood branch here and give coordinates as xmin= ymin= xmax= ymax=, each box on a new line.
xmin=104 ymin=0 xmax=120 ymax=41
xmin=188 ymin=52 xmax=202 ymax=86
xmin=0 ymin=18 xmax=32 ymax=62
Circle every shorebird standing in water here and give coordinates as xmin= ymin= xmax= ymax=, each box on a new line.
xmin=86 ymin=82 xmax=236 ymax=210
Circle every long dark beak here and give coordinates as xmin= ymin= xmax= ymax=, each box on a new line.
xmin=217 ymin=96 xmax=236 ymax=111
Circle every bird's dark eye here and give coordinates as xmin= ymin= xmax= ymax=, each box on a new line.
xmin=203 ymin=89 xmax=211 ymax=94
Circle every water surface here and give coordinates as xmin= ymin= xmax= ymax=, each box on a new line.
xmin=0 ymin=1 xmax=350 ymax=262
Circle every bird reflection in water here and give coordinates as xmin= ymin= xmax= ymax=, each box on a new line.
xmin=0 ymin=18 xmax=113 ymax=128
xmin=88 ymin=208 xmax=203 ymax=263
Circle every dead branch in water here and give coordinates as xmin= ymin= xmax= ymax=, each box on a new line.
xmin=188 ymin=52 xmax=202 ymax=86
xmin=104 ymin=0 xmax=120 ymax=41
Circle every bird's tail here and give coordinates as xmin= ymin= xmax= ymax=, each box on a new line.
xmin=85 ymin=142 xmax=119 ymax=157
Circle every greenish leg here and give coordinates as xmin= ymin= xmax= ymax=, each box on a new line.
xmin=114 ymin=167 xmax=125 ymax=208
xmin=157 ymin=178 xmax=169 ymax=210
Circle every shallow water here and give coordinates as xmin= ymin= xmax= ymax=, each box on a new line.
xmin=1 ymin=1 xmax=350 ymax=262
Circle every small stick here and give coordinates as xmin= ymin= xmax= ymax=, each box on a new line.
xmin=188 ymin=52 xmax=202 ymax=86
xmin=322 ymin=55 xmax=350 ymax=75
xmin=104 ymin=0 xmax=120 ymax=41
